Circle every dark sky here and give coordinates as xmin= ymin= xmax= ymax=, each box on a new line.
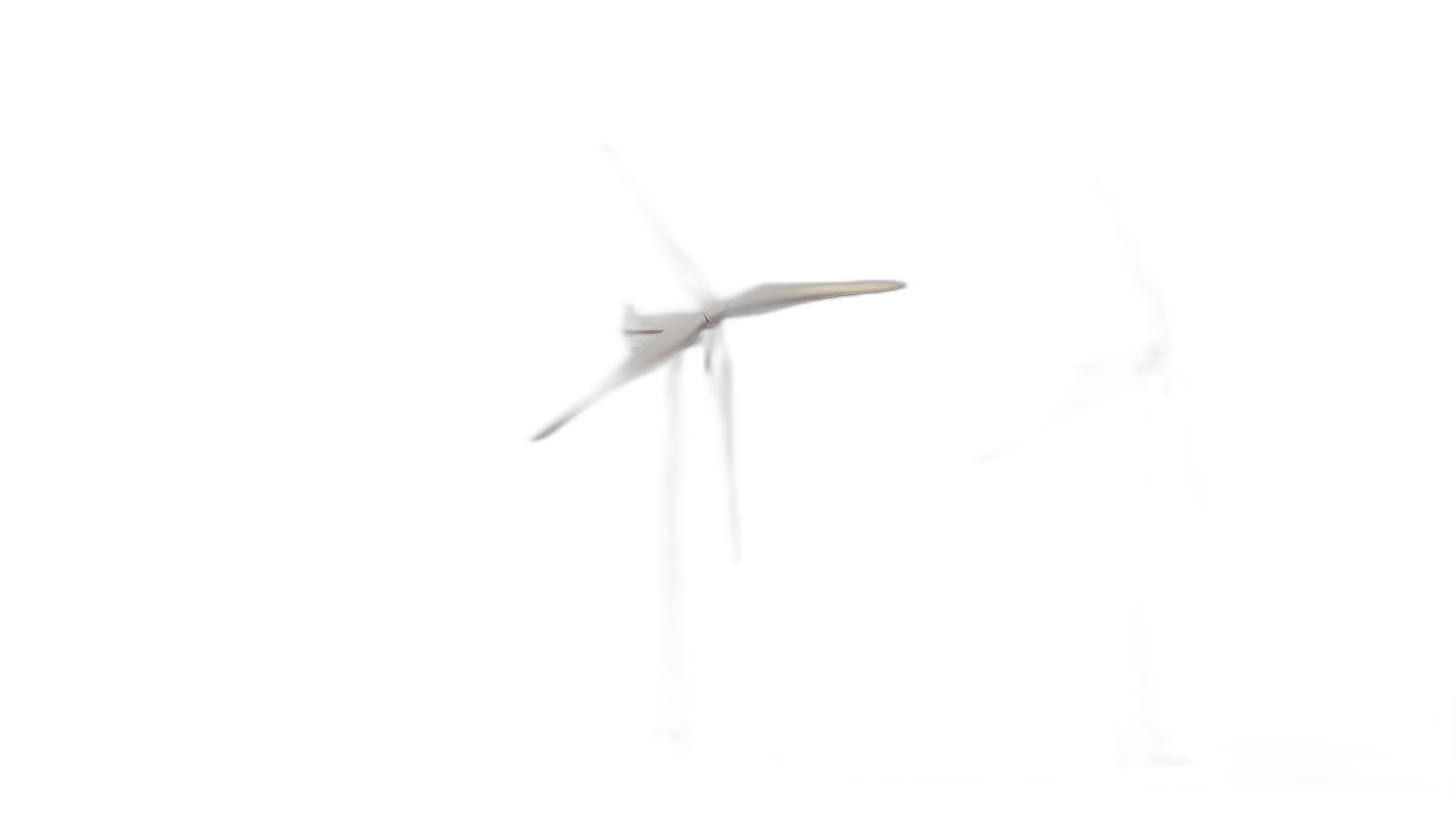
xmin=244 ymin=84 xmax=1438 ymax=786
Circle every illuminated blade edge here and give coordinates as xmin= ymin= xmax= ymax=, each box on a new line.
xmin=725 ymin=280 xmax=906 ymax=318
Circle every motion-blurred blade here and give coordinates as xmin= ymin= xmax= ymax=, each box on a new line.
xmin=704 ymin=332 xmax=743 ymax=560
xmin=532 ymin=313 xmax=709 ymax=441
xmin=725 ymin=280 xmax=905 ymax=318
xmin=603 ymin=146 xmax=717 ymax=306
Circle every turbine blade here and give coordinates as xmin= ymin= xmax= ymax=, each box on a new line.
xmin=531 ymin=313 xmax=709 ymax=441
xmin=725 ymin=280 xmax=905 ymax=318
xmin=705 ymin=332 xmax=743 ymax=561
xmin=602 ymin=146 xmax=717 ymax=306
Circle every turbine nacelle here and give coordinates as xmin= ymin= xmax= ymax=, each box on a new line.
xmin=622 ymin=304 xmax=697 ymax=353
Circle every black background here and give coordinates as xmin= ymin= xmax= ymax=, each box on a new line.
xmin=227 ymin=71 xmax=1444 ymax=792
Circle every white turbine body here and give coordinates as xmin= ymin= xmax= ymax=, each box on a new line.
xmin=531 ymin=281 xmax=905 ymax=444
xmin=527 ymin=144 xmax=908 ymax=757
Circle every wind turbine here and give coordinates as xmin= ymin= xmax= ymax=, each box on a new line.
xmin=532 ymin=148 xmax=905 ymax=743
xmin=976 ymin=196 xmax=1197 ymax=767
